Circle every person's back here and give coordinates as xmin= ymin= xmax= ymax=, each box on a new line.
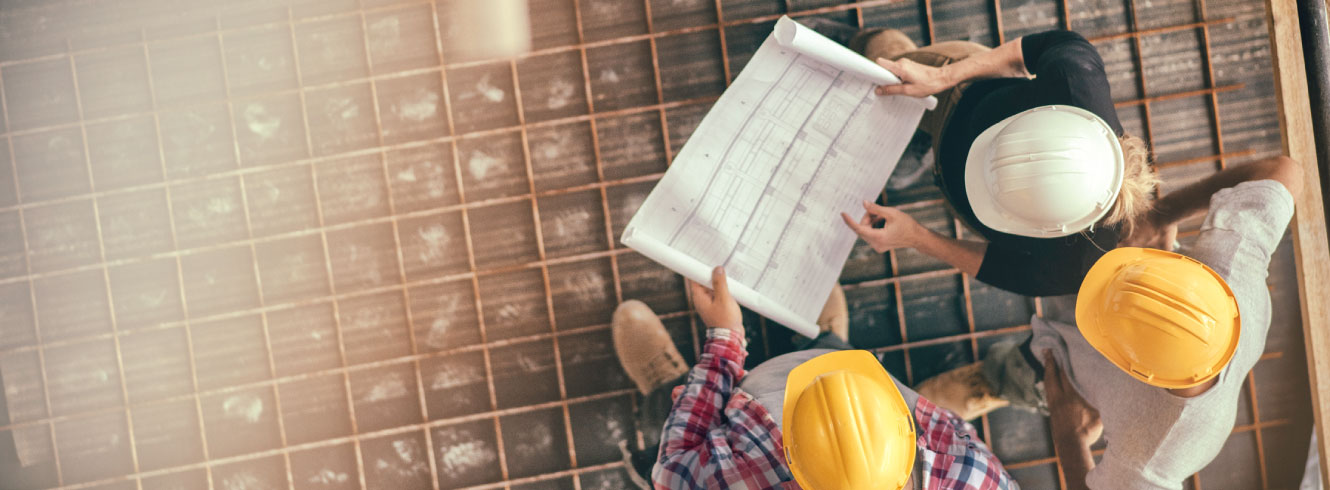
xmin=1033 ymin=160 xmax=1299 ymax=489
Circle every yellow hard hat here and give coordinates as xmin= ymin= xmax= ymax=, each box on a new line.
xmin=1076 ymin=247 xmax=1241 ymax=389
xmin=782 ymin=351 xmax=916 ymax=490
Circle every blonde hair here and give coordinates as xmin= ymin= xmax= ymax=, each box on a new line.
xmin=1101 ymin=133 xmax=1159 ymax=235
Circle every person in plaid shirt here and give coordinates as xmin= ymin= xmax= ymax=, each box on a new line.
xmin=614 ymin=266 xmax=1019 ymax=490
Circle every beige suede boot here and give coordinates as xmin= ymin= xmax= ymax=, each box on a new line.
xmin=612 ymin=300 xmax=689 ymax=395
xmin=915 ymin=362 xmax=1010 ymax=420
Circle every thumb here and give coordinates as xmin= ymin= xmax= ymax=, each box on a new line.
xmin=710 ymin=266 xmax=730 ymax=300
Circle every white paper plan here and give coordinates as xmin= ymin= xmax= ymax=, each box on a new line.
xmin=621 ymin=16 xmax=935 ymax=338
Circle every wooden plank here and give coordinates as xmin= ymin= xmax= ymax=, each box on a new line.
xmin=1264 ymin=0 xmax=1330 ymax=483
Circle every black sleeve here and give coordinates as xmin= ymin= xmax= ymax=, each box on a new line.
xmin=974 ymin=242 xmax=1095 ymax=297
xmin=1016 ymin=30 xmax=1123 ymax=134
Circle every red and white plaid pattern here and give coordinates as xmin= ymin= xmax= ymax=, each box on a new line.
xmin=651 ymin=329 xmax=1017 ymax=490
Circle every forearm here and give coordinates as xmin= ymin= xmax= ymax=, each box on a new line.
xmin=1152 ymin=156 xmax=1303 ymax=227
xmin=940 ymin=37 xmax=1029 ymax=87
xmin=911 ymin=228 xmax=986 ymax=277
xmin=659 ymin=329 xmax=746 ymax=450
xmin=1051 ymin=432 xmax=1095 ymax=490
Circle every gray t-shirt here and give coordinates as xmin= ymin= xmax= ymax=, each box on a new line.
xmin=1030 ymin=180 xmax=1295 ymax=490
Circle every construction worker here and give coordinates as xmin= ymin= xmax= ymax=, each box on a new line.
xmin=912 ymin=155 xmax=1303 ymax=489
xmin=811 ymin=23 xmax=1160 ymax=297
xmin=613 ymin=266 xmax=1019 ymax=489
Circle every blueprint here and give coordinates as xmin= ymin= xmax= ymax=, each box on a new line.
xmin=621 ymin=16 xmax=933 ymax=337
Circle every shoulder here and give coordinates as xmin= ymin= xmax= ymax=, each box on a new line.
xmin=1191 ymin=180 xmax=1295 ymax=276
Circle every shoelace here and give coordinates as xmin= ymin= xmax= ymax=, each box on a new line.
xmin=642 ymin=349 xmax=687 ymax=385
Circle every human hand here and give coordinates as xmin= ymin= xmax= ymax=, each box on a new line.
xmin=840 ymin=200 xmax=925 ymax=253
xmin=688 ymin=266 xmax=744 ymax=336
xmin=1043 ymin=350 xmax=1103 ymax=445
xmin=1121 ymin=211 xmax=1179 ymax=251
xmin=874 ymin=57 xmax=955 ymax=98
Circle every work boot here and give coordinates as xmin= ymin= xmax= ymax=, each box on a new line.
xmin=915 ymin=362 xmax=1010 ymax=420
xmin=817 ymin=284 xmax=849 ymax=343
xmin=850 ymin=28 xmax=918 ymax=61
xmin=613 ymin=300 xmax=689 ymax=395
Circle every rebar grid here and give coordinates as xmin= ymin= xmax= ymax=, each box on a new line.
xmin=0 ymin=0 xmax=1300 ymax=489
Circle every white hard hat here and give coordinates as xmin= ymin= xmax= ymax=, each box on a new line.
xmin=964 ymin=105 xmax=1124 ymax=238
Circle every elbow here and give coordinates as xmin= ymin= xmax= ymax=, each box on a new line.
xmin=1264 ymin=155 xmax=1304 ymax=198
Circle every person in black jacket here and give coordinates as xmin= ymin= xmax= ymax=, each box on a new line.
xmin=837 ymin=28 xmax=1163 ymax=298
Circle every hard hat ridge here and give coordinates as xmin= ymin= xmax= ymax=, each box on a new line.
xmin=965 ymin=105 xmax=1125 ymax=238
xmin=783 ymin=351 xmax=916 ymax=490
xmin=1076 ymin=247 xmax=1241 ymax=389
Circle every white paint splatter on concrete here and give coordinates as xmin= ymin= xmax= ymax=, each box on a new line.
xmin=563 ymin=270 xmax=607 ymax=304
xmin=436 ymin=428 xmax=497 ymax=479
xmin=364 ymin=372 xmax=408 ymax=402
xmin=599 ymin=68 xmax=621 ymax=84
xmin=307 ymin=469 xmax=349 ymax=485
xmin=513 ymin=421 xmax=553 ymax=459
xmin=430 ymin=362 xmax=484 ymax=390
xmin=222 ymin=393 xmax=264 ymax=423
xmin=345 ymin=244 xmax=384 ymax=286
xmin=325 ymin=97 xmax=360 ymax=126
xmin=424 ymin=295 xmax=460 ymax=349
xmin=206 ymin=196 xmax=235 ymax=215
xmin=533 ymin=130 xmax=573 ymax=161
xmin=375 ymin=437 xmax=429 ymax=478
xmin=467 ymin=149 xmax=502 ymax=181
xmin=259 ymin=180 xmax=281 ymax=203
xmin=415 ymin=224 xmax=449 ymax=265
xmin=397 ymin=89 xmax=439 ymax=122
xmin=243 ymin=103 xmax=281 ymax=141
xmin=397 ymin=159 xmax=448 ymax=198
xmin=495 ymin=303 xmax=522 ymax=324
xmin=621 ymin=193 xmax=647 ymax=221
xmin=136 ymin=289 xmax=168 ymax=308
xmin=586 ymin=470 xmax=628 ymax=490
xmin=369 ymin=16 xmax=402 ymax=51
xmin=222 ymin=472 xmax=267 ymax=490
xmin=547 ymin=78 xmax=577 ymax=110
xmin=550 ymin=208 xmax=592 ymax=240
xmin=475 ymin=74 xmax=505 ymax=103
xmin=598 ymin=411 xmax=626 ymax=445
xmin=516 ymin=353 xmax=544 ymax=373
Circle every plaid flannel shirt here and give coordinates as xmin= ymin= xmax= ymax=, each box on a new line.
xmin=651 ymin=328 xmax=1018 ymax=490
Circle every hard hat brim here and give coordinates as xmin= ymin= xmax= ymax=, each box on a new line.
xmin=782 ymin=350 xmax=916 ymax=490
xmin=964 ymin=105 xmax=1125 ymax=238
xmin=1075 ymin=247 xmax=1241 ymax=389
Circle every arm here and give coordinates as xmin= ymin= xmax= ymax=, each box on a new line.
xmin=1043 ymin=350 xmax=1102 ymax=490
xmin=653 ymin=268 xmax=789 ymax=489
xmin=841 ymin=200 xmax=985 ymax=276
xmin=652 ymin=328 xmax=750 ymax=489
xmin=875 ymin=36 xmax=1028 ymax=98
xmin=1125 ymin=156 xmax=1304 ymax=248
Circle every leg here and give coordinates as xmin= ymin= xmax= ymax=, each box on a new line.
xmin=612 ymin=301 xmax=691 ymax=487
xmin=915 ymin=334 xmax=1046 ymax=420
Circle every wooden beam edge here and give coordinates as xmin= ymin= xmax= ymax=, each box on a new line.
xmin=1265 ymin=0 xmax=1330 ymax=483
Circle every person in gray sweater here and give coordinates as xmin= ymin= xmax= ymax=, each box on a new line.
xmin=929 ymin=155 xmax=1303 ymax=490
